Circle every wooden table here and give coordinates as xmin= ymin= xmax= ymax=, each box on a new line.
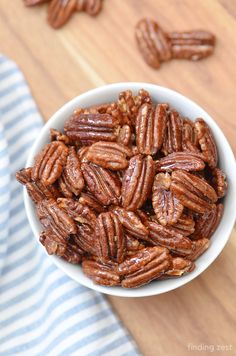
xmin=1 ymin=1 xmax=235 ymax=355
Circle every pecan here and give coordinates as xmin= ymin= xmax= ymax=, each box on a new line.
xmin=36 ymin=199 xmax=77 ymax=240
xmin=162 ymin=110 xmax=183 ymax=155
xmin=81 ymin=162 xmax=121 ymax=205
xmin=50 ymin=128 xmax=71 ymax=145
xmin=195 ymin=119 xmax=218 ymax=168
xmin=112 ymin=206 xmax=149 ymax=240
xmin=171 ymin=214 xmax=195 ymax=236
xmin=156 ymin=151 xmax=205 ymax=172
xmin=118 ymin=89 xmax=152 ymax=125
xmin=58 ymin=147 xmax=84 ymax=197
xmin=26 ymin=181 xmax=61 ymax=204
xmin=95 ymin=212 xmax=126 ymax=263
xmin=79 ymin=192 xmax=105 ymax=213
xmin=188 ymin=238 xmax=210 ymax=261
xmin=76 ymin=0 xmax=103 ymax=16
xmin=191 ymin=204 xmax=223 ymax=240
xmin=211 ymin=168 xmax=227 ymax=198
xmin=117 ymin=125 xmax=132 ymax=146
xmin=164 ymin=257 xmax=195 ymax=277
xmin=31 ymin=141 xmax=68 ymax=186
xmin=74 ymin=224 xmax=98 ymax=255
xmin=48 ymin=0 xmax=77 ymax=29
xmin=57 ymin=198 xmax=97 ymax=227
xmin=122 ymin=155 xmax=155 ymax=210
xmin=182 ymin=118 xmax=199 ymax=152
xmin=118 ymin=246 xmax=171 ymax=288
xmin=86 ymin=141 xmax=132 ymax=170
xmin=136 ymin=103 xmax=169 ymax=155
xmin=16 ymin=167 xmax=32 ymax=184
xmin=170 ymin=170 xmax=217 ymax=213
xmin=135 ymin=18 xmax=171 ymax=69
xmin=77 ymin=146 xmax=89 ymax=162
xmin=82 ymin=259 xmax=120 ymax=286
xmin=152 ymin=173 xmax=183 ymax=226
xmin=64 ymin=112 xmax=120 ymax=144
xmin=126 ymin=234 xmax=145 ymax=255
xmin=146 ymin=219 xmax=194 ymax=255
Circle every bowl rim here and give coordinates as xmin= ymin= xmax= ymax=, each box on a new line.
xmin=24 ymin=82 xmax=236 ymax=297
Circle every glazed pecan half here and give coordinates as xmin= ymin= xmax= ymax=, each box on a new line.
xmin=112 ymin=206 xmax=149 ymax=240
xmin=171 ymin=213 xmax=195 ymax=236
xmin=50 ymin=128 xmax=71 ymax=145
xmin=79 ymin=192 xmax=105 ymax=213
xmin=64 ymin=112 xmax=120 ymax=144
xmin=146 ymin=218 xmax=194 ymax=255
xmin=95 ymin=212 xmax=126 ymax=263
xmin=182 ymin=118 xmax=199 ymax=152
xmin=170 ymin=170 xmax=218 ymax=213
xmin=136 ymin=103 xmax=169 ymax=155
xmin=211 ymin=168 xmax=227 ymax=198
xmin=48 ymin=0 xmax=77 ymax=29
xmin=164 ymin=257 xmax=195 ymax=277
xmin=191 ymin=203 xmax=223 ymax=240
xmin=76 ymin=0 xmax=103 ymax=16
xmin=81 ymin=162 xmax=121 ymax=205
xmin=86 ymin=141 xmax=133 ymax=170
xmin=188 ymin=238 xmax=210 ymax=261
xmin=117 ymin=125 xmax=132 ymax=146
xmin=57 ymin=198 xmax=97 ymax=227
xmin=31 ymin=141 xmax=68 ymax=186
xmin=135 ymin=18 xmax=171 ymax=69
xmin=126 ymin=234 xmax=145 ymax=255
xmin=162 ymin=110 xmax=183 ymax=155
xmin=122 ymin=155 xmax=155 ymax=210
xmin=152 ymin=173 xmax=183 ymax=226
xmin=82 ymin=259 xmax=120 ymax=286
xmin=118 ymin=246 xmax=171 ymax=288
xmin=15 ymin=167 xmax=32 ymax=184
xmin=195 ymin=119 xmax=218 ymax=168
xmin=155 ymin=151 xmax=205 ymax=172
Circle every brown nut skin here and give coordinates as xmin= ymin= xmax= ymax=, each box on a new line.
xmin=95 ymin=212 xmax=126 ymax=263
xmin=162 ymin=257 xmax=195 ymax=278
xmin=155 ymin=151 xmax=205 ymax=172
xmin=25 ymin=181 xmax=61 ymax=204
xmin=162 ymin=110 xmax=183 ymax=155
xmin=171 ymin=214 xmax=195 ymax=236
xmin=121 ymin=155 xmax=155 ymax=211
xmin=15 ymin=167 xmax=32 ymax=184
xmin=152 ymin=173 xmax=183 ymax=226
xmin=86 ymin=141 xmax=133 ymax=171
xmin=31 ymin=141 xmax=68 ymax=186
xmin=81 ymin=162 xmax=121 ymax=206
xmin=117 ymin=125 xmax=132 ymax=146
xmin=82 ymin=259 xmax=120 ymax=286
xmin=118 ymin=246 xmax=171 ymax=288
xmin=182 ymin=118 xmax=199 ymax=152
xmin=76 ymin=0 xmax=103 ymax=16
xmin=170 ymin=170 xmax=218 ymax=214
xmin=187 ymin=238 xmax=210 ymax=261
xmin=64 ymin=112 xmax=120 ymax=144
xmin=211 ymin=168 xmax=227 ymax=198
xmin=48 ymin=0 xmax=77 ymax=29
xmin=195 ymin=118 xmax=218 ymax=168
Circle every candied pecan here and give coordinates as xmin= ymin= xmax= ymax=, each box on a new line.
xmin=164 ymin=257 xmax=195 ymax=277
xmin=86 ymin=141 xmax=132 ymax=170
xmin=171 ymin=214 xmax=195 ymax=236
xmin=170 ymin=170 xmax=217 ymax=213
xmin=50 ymin=128 xmax=71 ymax=145
xmin=57 ymin=198 xmax=97 ymax=227
xmin=117 ymin=89 xmax=152 ymax=125
xmin=146 ymin=219 xmax=194 ymax=255
xmin=162 ymin=110 xmax=183 ymax=155
xmin=79 ymin=192 xmax=105 ymax=213
xmin=195 ymin=119 xmax=218 ymax=168
xmin=136 ymin=103 xmax=169 ymax=155
xmin=188 ymin=238 xmax=210 ymax=261
xmin=36 ymin=199 xmax=77 ymax=240
xmin=135 ymin=18 xmax=171 ymax=69
xmin=126 ymin=234 xmax=145 ymax=255
xmin=74 ymin=224 xmax=98 ymax=255
xmin=48 ymin=0 xmax=77 ymax=29
xmin=26 ymin=181 xmax=61 ymax=204
xmin=15 ymin=167 xmax=32 ymax=184
xmin=24 ymin=0 xmax=49 ymax=5
xmin=31 ymin=141 xmax=68 ymax=186
xmin=112 ymin=206 xmax=149 ymax=240
xmin=191 ymin=204 xmax=223 ymax=240
xmin=95 ymin=212 xmax=126 ymax=263
xmin=211 ymin=168 xmax=227 ymax=198
xmin=76 ymin=0 xmax=103 ymax=16
xmin=82 ymin=259 xmax=120 ymax=286
xmin=182 ymin=118 xmax=199 ymax=152
xmin=117 ymin=125 xmax=132 ymax=146
xmin=81 ymin=162 xmax=121 ymax=205
xmin=122 ymin=155 xmax=155 ymax=210
xmin=77 ymin=146 xmax=89 ymax=162
xmin=155 ymin=151 xmax=205 ymax=172
xmin=152 ymin=173 xmax=183 ymax=226
xmin=58 ymin=147 xmax=84 ymax=197
xmin=118 ymin=246 xmax=171 ymax=288
xmin=64 ymin=112 xmax=120 ymax=144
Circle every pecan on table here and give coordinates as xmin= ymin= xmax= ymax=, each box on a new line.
xmin=95 ymin=212 xmax=126 ymax=263
xmin=118 ymin=246 xmax=171 ymax=288
xmin=76 ymin=0 xmax=103 ymax=16
xmin=31 ymin=141 xmax=68 ymax=186
xmin=81 ymin=162 xmax=121 ymax=206
xmin=170 ymin=170 xmax=218 ymax=213
xmin=82 ymin=259 xmax=120 ymax=286
xmin=86 ymin=141 xmax=133 ymax=170
xmin=195 ymin=118 xmax=218 ymax=168
xmin=136 ymin=103 xmax=169 ymax=155
xmin=152 ymin=172 xmax=183 ymax=226
xmin=211 ymin=168 xmax=227 ymax=198
xmin=121 ymin=155 xmax=155 ymax=211
xmin=162 ymin=110 xmax=183 ymax=155
xmin=156 ymin=151 xmax=205 ymax=172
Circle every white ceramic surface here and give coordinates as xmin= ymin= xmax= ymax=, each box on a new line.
xmin=24 ymin=82 xmax=236 ymax=297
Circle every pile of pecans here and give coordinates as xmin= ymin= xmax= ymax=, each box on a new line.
xmin=16 ymin=89 xmax=227 ymax=288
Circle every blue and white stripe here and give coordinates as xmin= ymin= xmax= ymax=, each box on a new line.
xmin=0 ymin=56 xmax=140 ymax=356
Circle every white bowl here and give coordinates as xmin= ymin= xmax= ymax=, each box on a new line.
xmin=24 ymin=82 xmax=236 ymax=297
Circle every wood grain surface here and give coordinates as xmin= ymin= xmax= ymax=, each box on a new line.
xmin=0 ymin=1 xmax=235 ymax=355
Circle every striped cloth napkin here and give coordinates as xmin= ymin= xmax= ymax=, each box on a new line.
xmin=0 ymin=55 xmax=140 ymax=356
